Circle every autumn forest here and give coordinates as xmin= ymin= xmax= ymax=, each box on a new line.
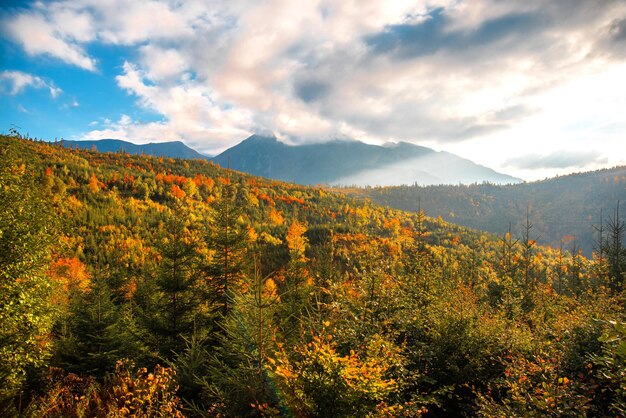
xmin=1 ymin=134 xmax=626 ymax=417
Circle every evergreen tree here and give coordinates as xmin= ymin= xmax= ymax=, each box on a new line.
xmin=53 ymin=272 xmax=144 ymax=380
xmin=604 ymin=202 xmax=625 ymax=292
xmin=200 ymin=259 xmax=279 ymax=415
xmin=569 ymin=237 xmax=584 ymax=295
xmin=206 ymin=175 xmax=248 ymax=316
xmin=137 ymin=201 xmax=208 ymax=358
xmin=520 ymin=206 xmax=537 ymax=311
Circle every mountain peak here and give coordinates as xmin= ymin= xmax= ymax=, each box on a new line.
xmin=212 ymin=137 xmax=520 ymax=185
xmin=244 ymin=134 xmax=278 ymax=143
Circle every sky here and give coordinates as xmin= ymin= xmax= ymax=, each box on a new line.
xmin=1 ymin=0 xmax=625 ymax=181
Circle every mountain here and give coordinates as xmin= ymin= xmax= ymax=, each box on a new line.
xmin=211 ymin=135 xmax=520 ymax=186
xmin=347 ymin=166 xmax=626 ymax=256
xmin=60 ymin=139 xmax=210 ymax=160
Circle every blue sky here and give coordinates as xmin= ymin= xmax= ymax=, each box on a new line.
xmin=1 ymin=0 xmax=625 ymax=180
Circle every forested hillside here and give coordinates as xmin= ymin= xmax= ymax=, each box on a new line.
xmin=2 ymin=134 xmax=626 ymax=417
xmin=347 ymin=168 xmax=626 ymax=257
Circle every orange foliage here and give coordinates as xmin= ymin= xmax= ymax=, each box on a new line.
xmin=248 ymin=226 xmax=259 ymax=242
xmin=66 ymin=195 xmax=83 ymax=210
xmin=269 ymin=208 xmax=285 ymax=226
xmin=89 ymin=173 xmax=103 ymax=193
xmin=49 ymin=257 xmax=91 ymax=302
xmin=193 ymin=174 xmax=215 ymax=190
xmin=156 ymin=172 xmax=188 ymax=185
xmin=277 ymin=195 xmax=306 ymax=206
xmin=383 ymin=218 xmax=401 ymax=237
xmin=257 ymin=193 xmax=276 ymax=206
xmin=123 ymin=172 xmax=135 ymax=186
xmin=171 ymin=184 xmax=186 ymax=199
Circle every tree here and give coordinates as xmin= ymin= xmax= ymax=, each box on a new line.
xmin=53 ymin=272 xmax=145 ymax=380
xmin=0 ymin=144 xmax=56 ymax=412
xmin=604 ymin=202 xmax=625 ymax=292
xmin=137 ymin=202 xmax=208 ymax=358
xmin=569 ymin=237 xmax=584 ymax=295
xmin=498 ymin=223 xmax=519 ymax=280
xmin=519 ymin=206 xmax=537 ymax=311
xmin=206 ymin=174 xmax=248 ymax=316
xmin=199 ymin=260 xmax=280 ymax=415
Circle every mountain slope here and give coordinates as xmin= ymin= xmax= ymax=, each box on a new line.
xmin=211 ymin=135 xmax=519 ymax=185
xmin=61 ymin=139 xmax=210 ymax=159
xmin=3 ymin=134 xmax=624 ymax=417
xmin=347 ymin=166 xmax=626 ymax=256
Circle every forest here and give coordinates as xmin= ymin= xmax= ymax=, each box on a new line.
xmin=342 ymin=167 xmax=626 ymax=257
xmin=1 ymin=133 xmax=625 ymax=417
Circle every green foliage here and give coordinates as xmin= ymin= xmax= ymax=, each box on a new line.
xmin=206 ymin=177 xmax=249 ymax=316
xmin=53 ymin=276 xmax=146 ymax=380
xmin=200 ymin=286 xmax=279 ymax=415
xmin=589 ymin=320 xmax=626 ymax=415
xmin=0 ymin=143 xmax=56 ymax=411
xmin=136 ymin=201 xmax=210 ymax=358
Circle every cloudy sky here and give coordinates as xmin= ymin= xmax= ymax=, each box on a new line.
xmin=1 ymin=0 xmax=625 ymax=181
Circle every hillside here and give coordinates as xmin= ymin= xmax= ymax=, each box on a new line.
xmin=2 ymin=134 xmax=625 ymax=417
xmin=345 ymin=167 xmax=626 ymax=257
xmin=211 ymin=134 xmax=520 ymax=186
xmin=61 ymin=138 xmax=211 ymax=159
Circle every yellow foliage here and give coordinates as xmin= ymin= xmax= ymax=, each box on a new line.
xmin=268 ymin=331 xmax=403 ymax=415
xmin=268 ymin=208 xmax=285 ymax=226
xmin=286 ymin=220 xmax=308 ymax=263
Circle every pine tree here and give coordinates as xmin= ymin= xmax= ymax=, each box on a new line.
xmin=569 ymin=237 xmax=584 ymax=295
xmin=520 ymin=206 xmax=537 ymax=311
xmin=53 ymin=272 xmax=144 ymax=380
xmin=604 ymin=202 xmax=625 ymax=292
xmin=137 ymin=202 xmax=208 ymax=358
xmin=200 ymin=258 xmax=279 ymax=415
xmin=206 ymin=174 xmax=248 ymax=316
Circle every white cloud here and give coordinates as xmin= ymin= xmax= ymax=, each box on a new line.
xmin=0 ymin=70 xmax=62 ymax=98
xmin=91 ymin=0 xmax=195 ymax=45
xmin=89 ymin=62 xmax=254 ymax=153
xmin=139 ymin=45 xmax=189 ymax=81
xmin=4 ymin=11 xmax=96 ymax=70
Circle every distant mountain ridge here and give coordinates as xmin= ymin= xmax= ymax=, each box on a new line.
xmin=211 ymin=135 xmax=520 ymax=186
xmin=60 ymin=139 xmax=210 ymax=160
xmin=64 ymin=136 xmax=519 ymax=186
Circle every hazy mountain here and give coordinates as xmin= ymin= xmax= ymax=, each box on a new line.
xmin=60 ymin=139 xmax=210 ymax=160
xmin=349 ymin=166 xmax=626 ymax=256
xmin=212 ymin=135 xmax=520 ymax=185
